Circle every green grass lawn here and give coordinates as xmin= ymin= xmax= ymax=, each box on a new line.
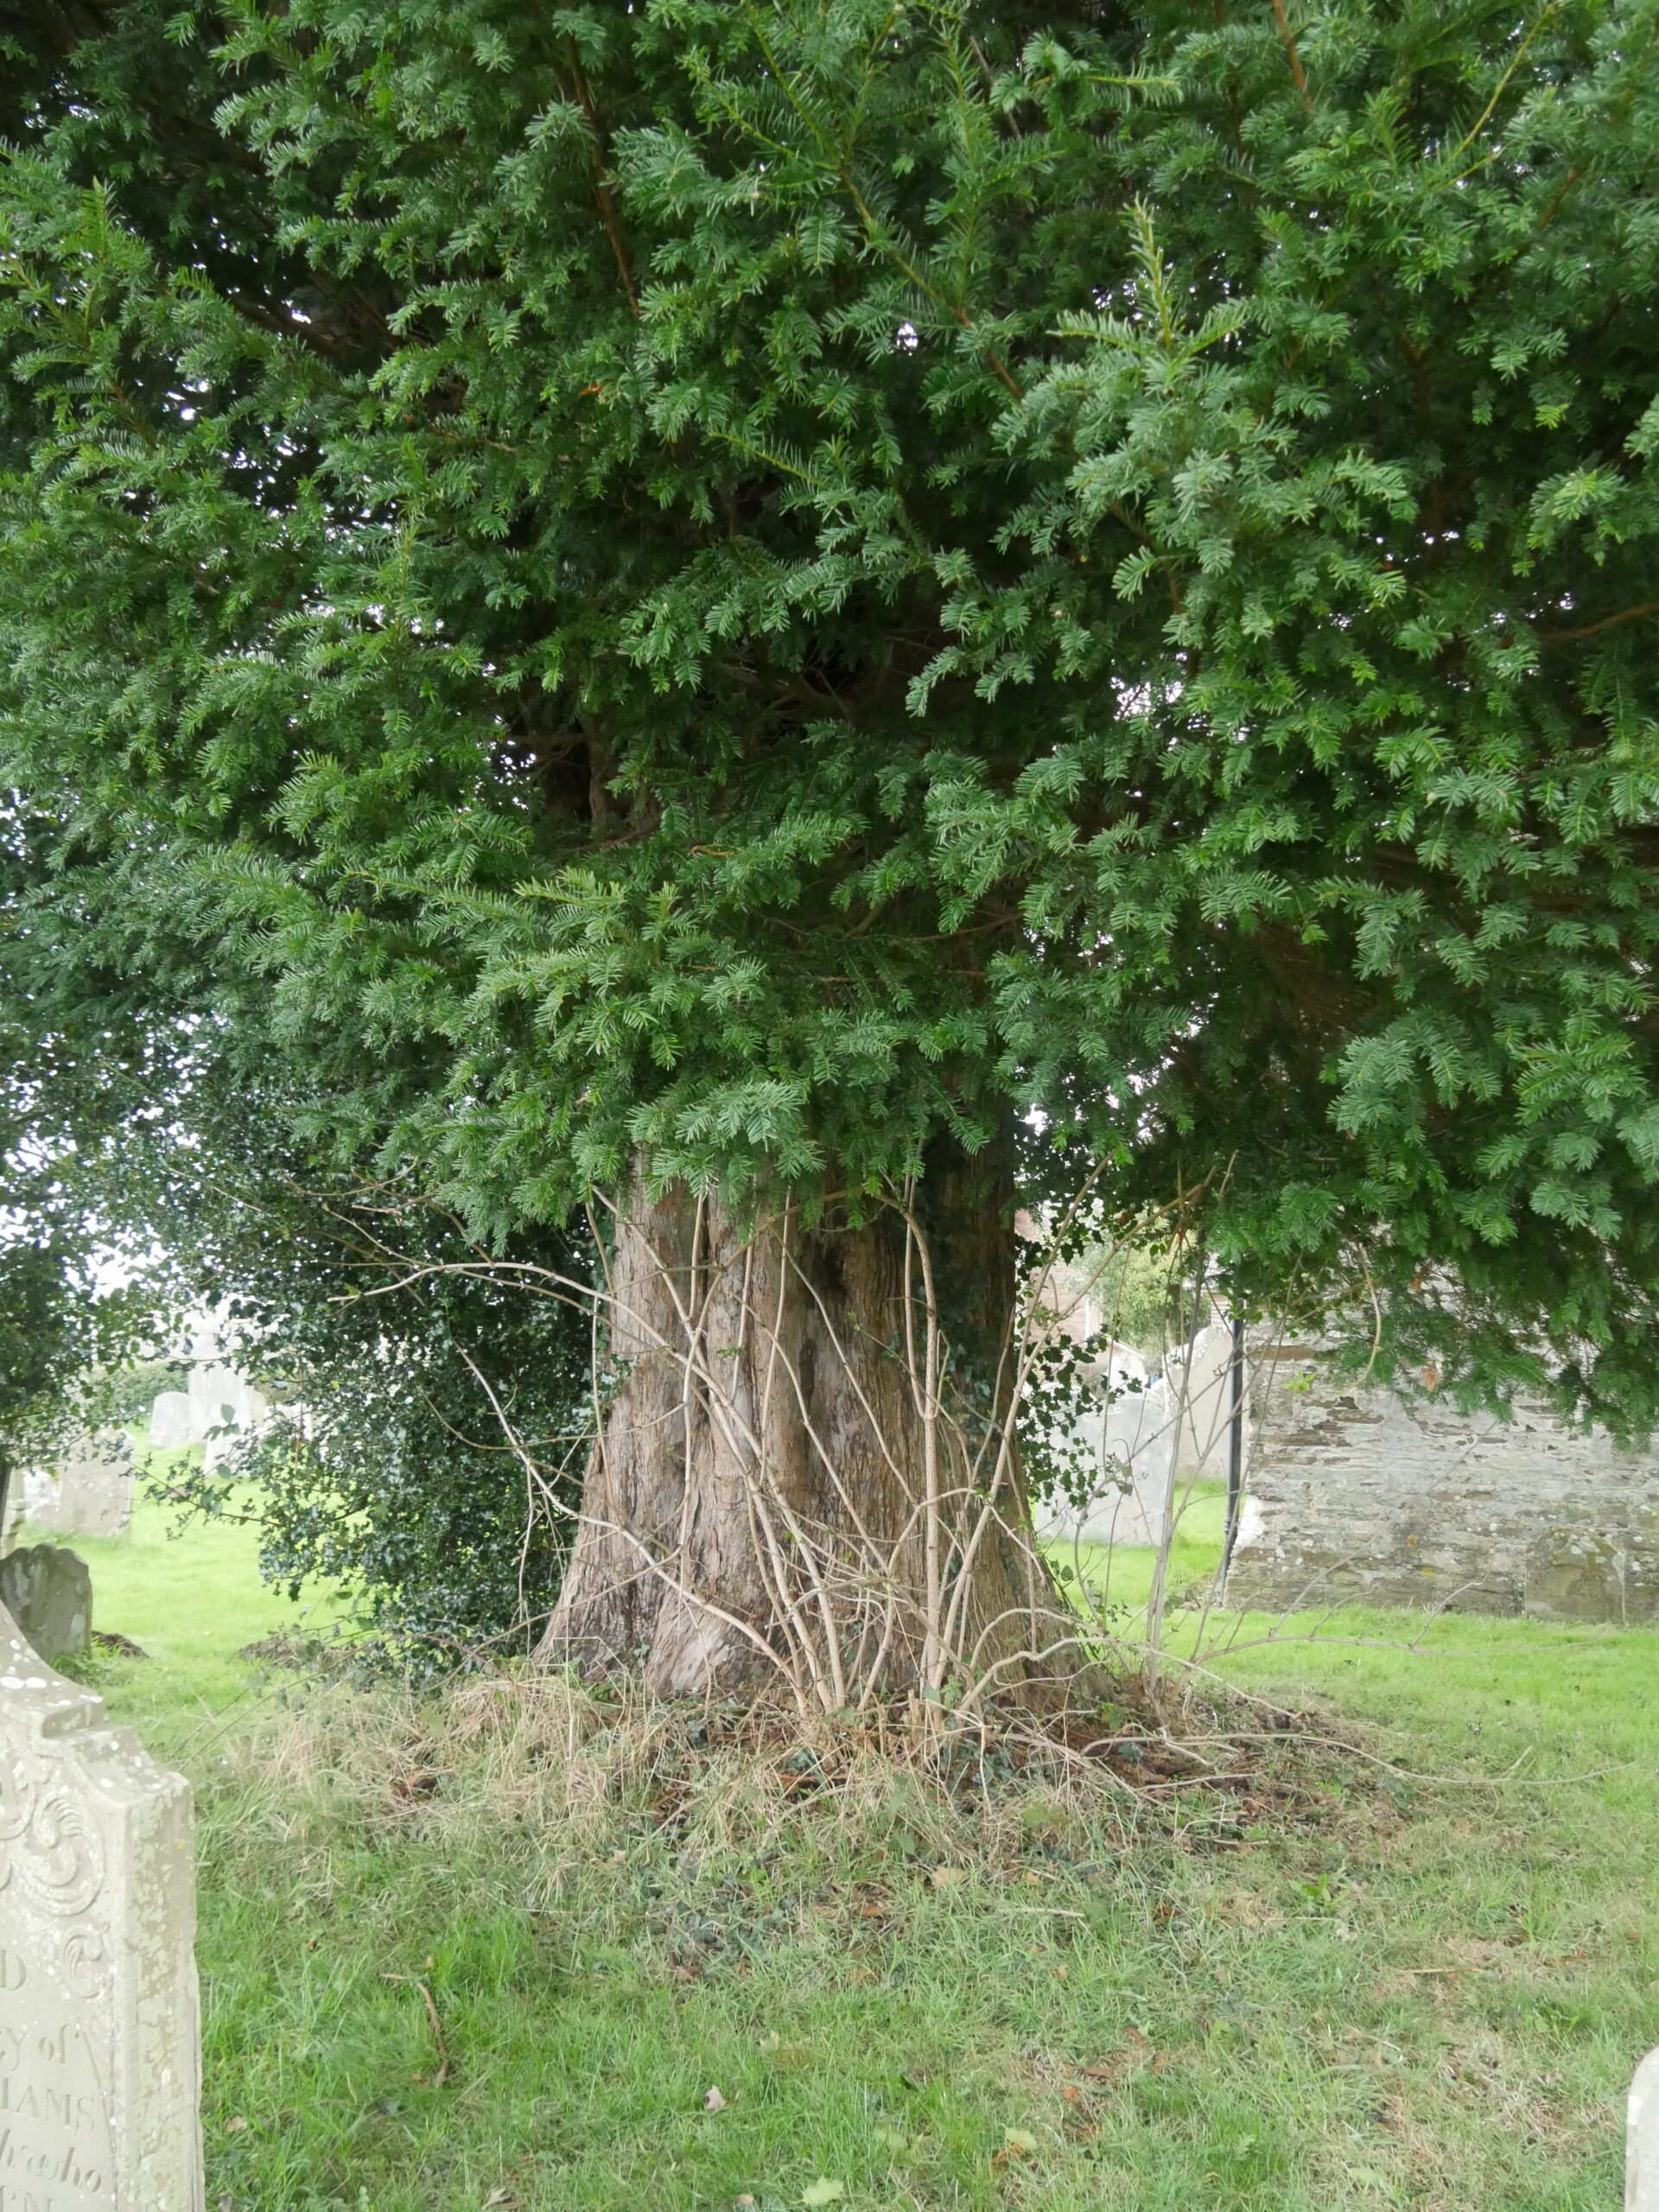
xmin=27 ymin=1479 xmax=1656 ymax=2212
xmin=1045 ymin=1477 xmax=1232 ymax=1624
xmin=18 ymin=1450 xmax=340 ymax=1730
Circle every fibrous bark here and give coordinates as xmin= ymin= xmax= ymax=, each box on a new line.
xmin=537 ymin=1142 xmax=1085 ymax=1708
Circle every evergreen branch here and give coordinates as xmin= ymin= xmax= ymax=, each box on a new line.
xmin=1539 ymin=600 xmax=1659 ymax=644
xmin=730 ymin=2 xmax=1023 ymax=397
xmin=1453 ymin=0 xmax=1561 ymax=157
xmin=564 ymin=44 xmax=640 ymax=314
xmin=1268 ymin=0 xmax=1313 ymax=111
xmin=1535 ymin=164 xmax=1582 ymax=232
xmin=837 ymin=168 xmax=1025 ymax=397
xmin=738 ymin=1 xmax=837 ymax=156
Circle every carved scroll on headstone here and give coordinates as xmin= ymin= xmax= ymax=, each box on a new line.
xmin=0 ymin=1599 xmax=204 ymax=2211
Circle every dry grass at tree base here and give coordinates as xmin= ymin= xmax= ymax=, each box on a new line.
xmin=30 ymin=1483 xmax=1654 ymax=2212
xmin=236 ymin=1662 xmax=1338 ymax=1851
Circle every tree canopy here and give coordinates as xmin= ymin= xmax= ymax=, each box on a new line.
xmin=0 ymin=797 xmax=163 ymax=1492
xmin=5 ymin=0 xmax=1659 ymax=1427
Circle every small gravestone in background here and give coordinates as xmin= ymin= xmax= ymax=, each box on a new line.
xmin=146 ymin=1389 xmax=194 ymax=1452
xmin=148 ymin=1332 xmax=271 ymax=1473
xmin=0 ymin=1598 xmax=205 ymax=2210
xmin=0 ymin=1545 xmax=92 ymax=1664
xmin=21 ymin=1433 xmax=134 ymax=1542
xmin=1630 ymin=2048 xmax=1659 ymax=2209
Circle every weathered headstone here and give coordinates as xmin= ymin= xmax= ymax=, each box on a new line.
xmin=0 ymin=1598 xmax=204 ymax=2211
xmin=145 ymin=1392 xmax=194 ymax=1453
xmin=148 ymin=1353 xmax=271 ymax=1471
xmin=0 ymin=1548 xmax=92 ymax=1666
xmin=1630 ymin=2047 xmax=1659 ymax=2209
xmin=21 ymin=1435 xmax=133 ymax=1544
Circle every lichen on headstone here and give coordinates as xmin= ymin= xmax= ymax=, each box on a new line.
xmin=0 ymin=1599 xmax=204 ymax=2211
xmin=0 ymin=1546 xmax=93 ymax=1665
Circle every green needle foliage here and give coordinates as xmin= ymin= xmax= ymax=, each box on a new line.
xmin=0 ymin=816 xmax=163 ymax=1504
xmin=4 ymin=0 xmax=1659 ymax=1431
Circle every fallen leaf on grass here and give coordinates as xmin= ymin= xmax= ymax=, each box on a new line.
xmin=223 ymin=2116 xmax=250 ymax=2136
xmin=992 ymin=2126 xmax=1040 ymax=2171
xmin=1080 ymin=2029 xmax=1150 ymax=2083
xmin=931 ymin=1866 xmax=969 ymax=1890
xmin=704 ymin=2085 xmax=728 ymax=2112
xmin=802 ymin=2182 xmax=846 ymax=2205
xmin=390 ymin=1769 xmax=442 ymax=1802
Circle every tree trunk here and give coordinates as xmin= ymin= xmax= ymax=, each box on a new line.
xmin=537 ymin=1141 xmax=1086 ymax=1709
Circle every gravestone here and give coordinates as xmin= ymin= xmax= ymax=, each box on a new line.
xmin=148 ymin=1356 xmax=271 ymax=1471
xmin=1630 ymin=2047 xmax=1659 ymax=2209
xmin=0 ymin=1598 xmax=204 ymax=2211
xmin=21 ymin=1435 xmax=133 ymax=1544
xmin=0 ymin=1547 xmax=92 ymax=1665
xmin=145 ymin=1392 xmax=194 ymax=1452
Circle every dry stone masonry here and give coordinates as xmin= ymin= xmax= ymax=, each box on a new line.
xmin=0 ymin=1599 xmax=203 ymax=2211
xmin=1228 ymin=1345 xmax=1659 ymax=1623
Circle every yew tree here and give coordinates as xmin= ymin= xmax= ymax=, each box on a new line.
xmin=4 ymin=0 xmax=1659 ymax=1700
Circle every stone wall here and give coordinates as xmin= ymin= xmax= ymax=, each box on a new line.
xmin=1227 ymin=1345 xmax=1659 ymax=1623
